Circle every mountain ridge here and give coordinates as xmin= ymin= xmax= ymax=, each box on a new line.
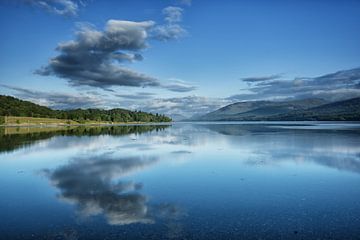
xmin=193 ymin=97 xmax=360 ymax=121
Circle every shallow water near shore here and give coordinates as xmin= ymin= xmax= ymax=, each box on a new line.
xmin=1 ymin=122 xmax=360 ymax=240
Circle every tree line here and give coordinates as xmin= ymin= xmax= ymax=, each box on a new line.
xmin=0 ymin=95 xmax=171 ymax=123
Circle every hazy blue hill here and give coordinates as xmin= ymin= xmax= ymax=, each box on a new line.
xmin=195 ymin=97 xmax=360 ymax=121
xmin=197 ymin=98 xmax=327 ymax=121
xmin=271 ymin=97 xmax=360 ymax=121
xmin=170 ymin=113 xmax=188 ymax=122
xmin=0 ymin=95 xmax=171 ymax=123
xmin=310 ymin=97 xmax=360 ymax=114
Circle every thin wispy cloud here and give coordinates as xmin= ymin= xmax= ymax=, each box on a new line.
xmin=240 ymin=74 xmax=282 ymax=83
xmin=163 ymin=79 xmax=197 ymax=92
xmin=150 ymin=6 xmax=187 ymax=41
xmin=178 ymin=0 xmax=192 ymax=6
xmin=163 ymin=6 xmax=183 ymax=23
xmin=115 ymin=92 xmax=156 ymax=100
xmin=230 ymin=67 xmax=360 ymax=102
xmin=138 ymin=96 xmax=229 ymax=118
xmin=22 ymin=0 xmax=87 ymax=17
xmin=0 ymin=84 xmax=106 ymax=109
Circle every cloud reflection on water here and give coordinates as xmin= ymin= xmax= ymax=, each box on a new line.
xmin=44 ymin=153 xmax=156 ymax=225
xmin=43 ymin=153 xmax=183 ymax=226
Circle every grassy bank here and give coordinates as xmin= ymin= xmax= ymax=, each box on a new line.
xmin=0 ymin=116 xmax=163 ymax=127
xmin=2 ymin=125 xmax=77 ymax=135
xmin=1 ymin=116 xmax=78 ymax=126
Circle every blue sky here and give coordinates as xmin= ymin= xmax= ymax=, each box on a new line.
xmin=1 ymin=0 xmax=360 ymax=118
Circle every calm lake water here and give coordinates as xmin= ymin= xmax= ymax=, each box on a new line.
xmin=1 ymin=122 xmax=360 ymax=240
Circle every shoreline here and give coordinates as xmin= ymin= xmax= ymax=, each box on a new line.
xmin=2 ymin=120 xmax=360 ymax=128
xmin=0 ymin=122 xmax=173 ymax=128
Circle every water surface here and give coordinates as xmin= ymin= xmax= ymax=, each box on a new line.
xmin=1 ymin=122 xmax=360 ymax=240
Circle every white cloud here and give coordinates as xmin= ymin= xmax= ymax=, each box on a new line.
xmin=24 ymin=0 xmax=83 ymax=16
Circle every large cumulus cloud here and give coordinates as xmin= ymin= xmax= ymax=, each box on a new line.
xmin=36 ymin=20 xmax=161 ymax=89
xmin=36 ymin=6 xmax=192 ymax=92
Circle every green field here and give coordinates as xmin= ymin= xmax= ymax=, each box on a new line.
xmin=1 ymin=125 xmax=77 ymax=135
xmin=0 ymin=116 xmax=160 ymax=126
xmin=1 ymin=116 xmax=79 ymax=126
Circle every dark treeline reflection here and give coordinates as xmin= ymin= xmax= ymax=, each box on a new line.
xmin=0 ymin=125 xmax=170 ymax=154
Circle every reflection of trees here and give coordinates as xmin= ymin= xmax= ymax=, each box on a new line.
xmin=0 ymin=125 xmax=170 ymax=154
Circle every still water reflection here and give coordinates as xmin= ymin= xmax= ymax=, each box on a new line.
xmin=0 ymin=122 xmax=360 ymax=239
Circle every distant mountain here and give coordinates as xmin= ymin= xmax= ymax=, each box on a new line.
xmin=196 ymin=98 xmax=327 ymax=121
xmin=194 ymin=97 xmax=360 ymax=121
xmin=0 ymin=95 xmax=172 ymax=123
xmin=186 ymin=113 xmax=206 ymax=122
xmin=270 ymin=97 xmax=360 ymax=121
xmin=170 ymin=113 xmax=188 ymax=122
